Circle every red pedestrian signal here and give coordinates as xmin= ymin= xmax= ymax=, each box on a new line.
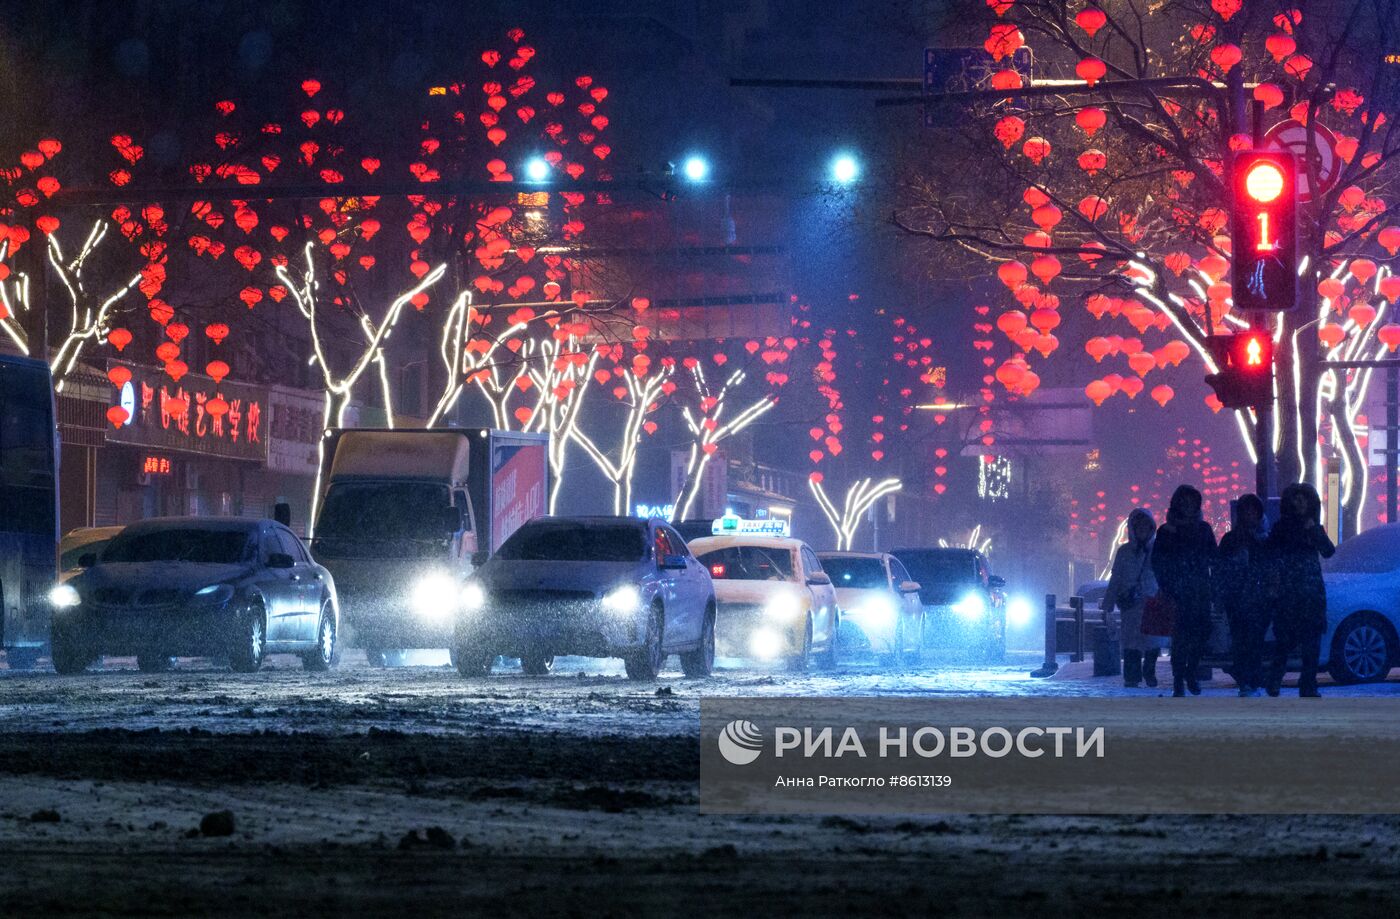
xmin=1231 ymin=151 xmax=1297 ymax=311
xmin=1205 ymin=332 xmax=1274 ymax=409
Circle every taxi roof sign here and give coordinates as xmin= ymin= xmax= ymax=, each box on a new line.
xmin=712 ymin=511 xmax=789 ymax=537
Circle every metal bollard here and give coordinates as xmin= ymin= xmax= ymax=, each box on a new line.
xmin=1071 ymin=595 xmax=1085 ymax=663
xmin=1030 ymin=593 xmax=1059 ymax=678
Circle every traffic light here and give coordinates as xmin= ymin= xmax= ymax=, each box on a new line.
xmin=1204 ymin=331 xmax=1274 ymax=409
xmin=1230 ymin=150 xmax=1297 ymax=311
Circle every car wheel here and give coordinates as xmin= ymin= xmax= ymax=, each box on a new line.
xmin=229 ymin=600 xmax=266 ymax=673
xmin=301 ymin=601 xmax=337 ymax=672
xmin=680 ymin=603 xmax=716 ymax=678
xmin=625 ymin=607 xmax=665 ymax=681
xmin=785 ymin=615 xmax=813 ymax=673
xmin=137 ymin=652 xmax=174 ymax=673
xmin=1328 ymin=614 xmax=1396 ymax=684
xmin=452 ymin=644 xmax=494 ymax=677
xmin=815 ymin=610 xmax=839 ymax=670
xmin=365 ymin=648 xmax=410 ymax=667
xmin=50 ymin=633 xmax=92 ymax=676
xmin=520 ymin=651 xmax=555 ymax=676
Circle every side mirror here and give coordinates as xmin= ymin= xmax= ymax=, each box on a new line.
xmin=807 ymin=572 xmax=831 ymax=587
xmin=470 ymin=550 xmax=490 ymax=568
xmin=78 ymin=553 xmax=98 ymax=569
xmin=899 ymin=580 xmax=921 ymax=594
xmin=267 ymin=552 xmax=295 ymax=570
xmin=988 ymin=575 xmax=1006 ymax=590
xmin=440 ymin=505 xmax=463 ymax=534
xmin=273 ymin=502 xmax=292 ymax=527
xmin=660 ymin=553 xmax=688 ymax=571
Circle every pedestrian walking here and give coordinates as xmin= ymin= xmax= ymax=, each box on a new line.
xmin=1216 ymin=494 xmax=1271 ymax=696
xmin=1264 ymin=483 xmax=1335 ymax=698
xmin=1151 ymin=485 xmax=1217 ymax=696
xmin=1101 ymin=509 xmax=1167 ymax=687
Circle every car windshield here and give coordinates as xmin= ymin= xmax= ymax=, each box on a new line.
xmin=897 ymin=552 xmax=976 ymax=584
xmin=695 ymin=546 xmax=795 ymax=581
xmin=102 ymin=529 xmax=251 ymax=564
xmin=821 ymin=557 xmax=887 ymax=590
xmin=61 ymin=538 xmax=115 ymax=571
xmin=495 ymin=521 xmax=645 ymax=562
xmin=316 ymin=482 xmax=451 ymax=541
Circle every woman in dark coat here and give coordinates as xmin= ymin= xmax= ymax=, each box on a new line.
xmin=1102 ymin=508 xmax=1167 ymax=687
xmin=1152 ymin=485 xmax=1217 ymax=696
xmin=1264 ymin=483 xmax=1335 ymax=697
xmin=1215 ymin=494 xmax=1271 ymax=696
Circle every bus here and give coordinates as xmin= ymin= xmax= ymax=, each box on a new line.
xmin=0 ymin=354 xmax=59 ymax=669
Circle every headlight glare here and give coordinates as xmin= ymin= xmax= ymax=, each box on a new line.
xmin=953 ymin=592 xmax=986 ymax=620
xmin=1007 ymin=595 xmax=1033 ymax=627
xmin=855 ymin=595 xmax=897 ymax=624
xmin=763 ymin=593 xmax=802 ymax=620
xmin=411 ymin=573 xmax=459 ymax=623
xmin=601 ymin=585 xmax=642 ymax=616
xmin=461 ymin=581 xmax=486 ymax=613
xmin=49 ymin=584 xmax=80 ymax=610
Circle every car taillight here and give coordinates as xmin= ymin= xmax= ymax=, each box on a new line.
xmin=710 ymin=564 xmax=725 ymax=577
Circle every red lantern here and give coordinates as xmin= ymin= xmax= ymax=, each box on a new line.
xmin=1350 ymin=259 xmax=1377 ymax=284
xmin=997 ymin=261 xmax=1028 ymax=289
xmin=1379 ymin=324 xmax=1400 ymax=352
xmin=1085 ymin=380 xmax=1112 ymax=405
xmin=205 ymin=322 xmax=230 ymax=345
xmin=1075 ymin=7 xmax=1107 ymax=36
xmin=206 ymin=360 xmax=230 ymax=384
xmin=1150 ymin=384 xmax=1174 ymax=407
xmin=165 ymin=322 xmax=189 ymax=343
xmin=107 ymin=366 xmax=132 ymax=389
xmin=1021 ymin=137 xmax=1051 ymax=165
xmin=1075 ymin=58 xmax=1107 ymax=87
xmin=155 ymin=341 xmax=179 ymax=363
xmin=108 ymin=327 xmax=133 ymax=351
xmin=1077 ymin=149 xmax=1106 ymax=175
xmin=206 ymin=397 xmax=229 ymax=418
xmin=106 ymin=406 xmax=129 ymax=428
xmin=1075 ymin=107 xmax=1106 ymax=137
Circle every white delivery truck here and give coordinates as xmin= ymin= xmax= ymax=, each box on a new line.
xmin=310 ymin=428 xmax=549 ymax=665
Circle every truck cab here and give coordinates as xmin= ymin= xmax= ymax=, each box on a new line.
xmin=310 ymin=429 xmax=547 ymax=663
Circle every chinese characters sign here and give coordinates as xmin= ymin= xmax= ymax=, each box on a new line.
xmin=106 ymin=361 xmax=269 ymax=463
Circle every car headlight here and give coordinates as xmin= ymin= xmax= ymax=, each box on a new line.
xmin=750 ymin=628 xmax=784 ymax=659
xmin=1007 ymin=595 xmax=1033 ymax=627
xmin=953 ymin=592 xmax=986 ymax=620
xmin=601 ymin=585 xmax=642 ymax=616
xmin=764 ymin=592 xmax=803 ymax=620
xmin=192 ymin=583 xmax=235 ymax=606
xmin=411 ymin=573 xmax=459 ymax=623
xmin=461 ymin=581 xmax=486 ymax=613
xmin=853 ymin=596 xmax=897 ymax=624
xmin=49 ymin=583 xmax=81 ymax=610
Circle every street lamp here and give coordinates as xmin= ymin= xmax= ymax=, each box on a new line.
xmin=681 ymin=154 xmax=710 ymax=182
xmin=524 ymin=156 xmax=550 ymax=182
xmin=830 ymin=152 xmax=860 ymax=185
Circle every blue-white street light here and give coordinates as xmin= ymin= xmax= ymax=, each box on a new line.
xmin=681 ymin=155 xmax=710 ymax=182
xmin=830 ymin=152 xmax=860 ymax=185
xmin=524 ymin=156 xmax=550 ymax=182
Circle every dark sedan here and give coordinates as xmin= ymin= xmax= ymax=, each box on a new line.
xmin=49 ymin=517 xmax=339 ymax=674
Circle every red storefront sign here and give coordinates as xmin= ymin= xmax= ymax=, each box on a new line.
xmin=106 ymin=361 xmax=269 ymax=463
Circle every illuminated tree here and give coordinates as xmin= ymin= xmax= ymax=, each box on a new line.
xmin=671 ymin=359 xmax=778 ymax=521
xmin=571 ymin=357 xmax=674 ymax=514
xmin=895 ymin=0 xmax=1400 ymax=530
xmin=809 ymin=475 xmax=903 ymax=550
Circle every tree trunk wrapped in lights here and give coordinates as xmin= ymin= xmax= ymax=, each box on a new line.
xmin=672 ymin=362 xmax=777 ymax=522
xmin=809 ymin=476 xmax=903 ymax=551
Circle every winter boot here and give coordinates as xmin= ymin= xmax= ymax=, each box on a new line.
xmin=1122 ymin=650 xmax=1142 ymax=687
xmin=1141 ymin=650 xmax=1159 ymax=687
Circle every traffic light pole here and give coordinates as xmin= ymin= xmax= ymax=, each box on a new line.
xmin=1253 ymin=312 xmax=1275 ymax=505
